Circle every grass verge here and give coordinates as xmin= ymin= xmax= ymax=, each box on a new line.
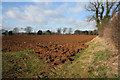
xmin=2 ymin=50 xmax=49 ymax=78
xmin=50 ymin=36 xmax=118 ymax=78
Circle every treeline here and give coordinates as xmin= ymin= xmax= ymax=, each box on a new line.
xmin=74 ymin=30 xmax=98 ymax=35
xmin=1 ymin=27 xmax=98 ymax=35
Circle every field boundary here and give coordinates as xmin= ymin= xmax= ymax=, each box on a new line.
xmin=51 ymin=36 xmax=119 ymax=78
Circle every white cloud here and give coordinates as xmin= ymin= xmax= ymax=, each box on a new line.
xmin=3 ymin=2 xmax=96 ymax=31
xmin=56 ymin=3 xmax=73 ymax=13
xmin=5 ymin=6 xmax=48 ymax=25
xmin=67 ymin=3 xmax=85 ymax=13
xmin=4 ymin=4 xmax=66 ymax=25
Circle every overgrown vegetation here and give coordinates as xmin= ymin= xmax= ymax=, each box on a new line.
xmin=103 ymin=12 xmax=120 ymax=50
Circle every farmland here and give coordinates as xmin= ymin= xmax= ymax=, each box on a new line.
xmin=2 ymin=35 xmax=96 ymax=78
xmin=2 ymin=35 xmax=118 ymax=78
xmin=2 ymin=35 xmax=96 ymax=66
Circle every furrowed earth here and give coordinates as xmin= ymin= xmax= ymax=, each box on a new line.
xmin=2 ymin=35 xmax=96 ymax=66
xmin=2 ymin=35 xmax=96 ymax=78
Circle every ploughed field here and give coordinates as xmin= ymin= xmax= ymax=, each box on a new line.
xmin=2 ymin=35 xmax=96 ymax=66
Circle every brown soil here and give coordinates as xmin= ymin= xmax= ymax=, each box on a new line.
xmin=2 ymin=35 xmax=96 ymax=66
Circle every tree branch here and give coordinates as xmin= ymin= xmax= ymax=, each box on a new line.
xmin=111 ymin=2 xmax=120 ymax=18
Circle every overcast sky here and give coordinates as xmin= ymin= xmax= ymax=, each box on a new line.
xmin=2 ymin=2 xmax=97 ymax=32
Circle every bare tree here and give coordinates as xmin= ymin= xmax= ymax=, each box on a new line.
xmin=68 ymin=28 xmax=72 ymax=34
xmin=1 ymin=29 xmax=6 ymax=33
xmin=63 ymin=28 xmax=67 ymax=34
xmin=57 ymin=28 xmax=61 ymax=35
xmin=13 ymin=27 xmax=19 ymax=34
xmin=46 ymin=30 xmax=51 ymax=35
xmin=24 ymin=26 xmax=32 ymax=34
xmin=1 ymin=29 xmax=8 ymax=35
xmin=86 ymin=0 xmax=120 ymax=28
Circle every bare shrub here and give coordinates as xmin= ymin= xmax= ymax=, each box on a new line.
xmin=103 ymin=13 xmax=120 ymax=50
